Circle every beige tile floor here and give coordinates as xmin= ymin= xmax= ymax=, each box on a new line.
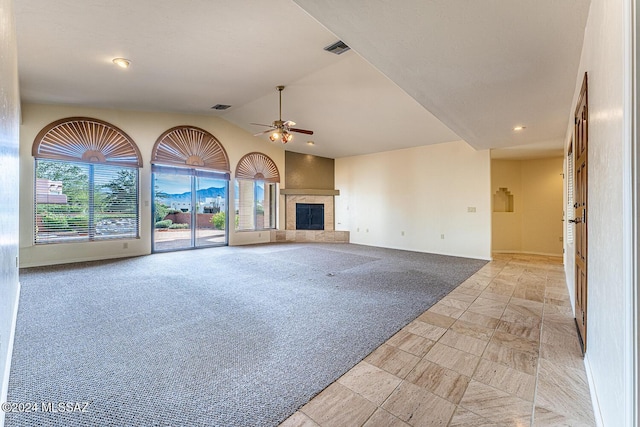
xmin=280 ymin=253 xmax=595 ymax=427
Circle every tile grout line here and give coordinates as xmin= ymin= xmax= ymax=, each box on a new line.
xmin=529 ymin=264 xmax=552 ymax=426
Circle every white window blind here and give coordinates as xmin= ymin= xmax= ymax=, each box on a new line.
xmin=567 ymin=151 xmax=574 ymax=243
xmin=35 ymin=159 xmax=139 ymax=243
xmin=234 ymin=179 xmax=276 ymax=231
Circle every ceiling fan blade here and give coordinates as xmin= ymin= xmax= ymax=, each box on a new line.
xmin=289 ymin=128 xmax=314 ymax=135
xmin=253 ymin=129 xmax=275 ymax=136
xmin=250 ymin=122 xmax=274 ymax=128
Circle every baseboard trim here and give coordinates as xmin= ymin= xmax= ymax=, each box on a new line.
xmin=20 ymin=252 xmax=144 ymax=269
xmin=584 ymin=353 xmax=605 ymax=427
xmin=0 ymin=281 xmax=20 ymax=427
xmin=492 ymin=250 xmax=563 ymax=257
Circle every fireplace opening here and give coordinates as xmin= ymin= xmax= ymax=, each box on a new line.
xmin=296 ymin=203 xmax=324 ymax=230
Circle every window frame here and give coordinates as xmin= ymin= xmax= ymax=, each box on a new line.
xmin=31 ymin=117 xmax=143 ymax=245
xmin=234 ymin=178 xmax=277 ymax=232
xmin=233 ymin=152 xmax=280 ymax=232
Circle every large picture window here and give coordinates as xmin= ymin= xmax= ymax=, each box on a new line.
xmin=234 ymin=152 xmax=280 ymax=231
xmin=32 ymin=117 xmax=143 ymax=244
xmin=35 ymin=160 xmax=139 ymax=243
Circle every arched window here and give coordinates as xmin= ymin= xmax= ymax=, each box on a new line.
xmin=151 ymin=126 xmax=230 ymax=251
xmin=32 ymin=117 xmax=142 ymax=243
xmin=234 ymin=152 xmax=280 ymax=231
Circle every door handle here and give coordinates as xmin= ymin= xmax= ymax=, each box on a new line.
xmin=569 ymin=218 xmax=581 ymax=224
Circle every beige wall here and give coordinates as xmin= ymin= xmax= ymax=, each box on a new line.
xmin=19 ymin=103 xmax=285 ymax=267
xmin=285 ymin=151 xmax=335 ymax=189
xmin=562 ymin=0 xmax=632 ymax=424
xmin=335 ymin=140 xmax=491 ymax=260
xmin=492 ymin=158 xmax=563 ymax=256
xmin=0 ymin=0 xmax=21 ymax=419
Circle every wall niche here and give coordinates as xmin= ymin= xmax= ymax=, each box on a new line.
xmin=494 ymin=187 xmax=514 ymax=212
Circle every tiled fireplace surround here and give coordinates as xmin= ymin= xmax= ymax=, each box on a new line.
xmin=270 ymin=194 xmax=350 ymax=243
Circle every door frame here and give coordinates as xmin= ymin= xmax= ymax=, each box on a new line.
xmin=573 ymin=72 xmax=588 ymax=354
xmin=632 ymin=1 xmax=639 ymax=425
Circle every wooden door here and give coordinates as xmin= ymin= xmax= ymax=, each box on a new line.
xmin=573 ymin=73 xmax=588 ymax=354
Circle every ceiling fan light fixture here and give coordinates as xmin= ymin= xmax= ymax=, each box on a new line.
xmin=269 ymin=132 xmax=280 ymax=142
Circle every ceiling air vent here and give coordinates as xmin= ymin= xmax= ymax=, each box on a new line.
xmin=211 ymin=104 xmax=231 ymax=110
xmin=324 ymin=40 xmax=350 ymax=55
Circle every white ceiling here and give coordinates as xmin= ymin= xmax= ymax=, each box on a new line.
xmin=14 ymin=0 xmax=590 ymax=159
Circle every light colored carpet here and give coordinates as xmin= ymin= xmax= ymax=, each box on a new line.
xmin=6 ymin=243 xmax=486 ymax=427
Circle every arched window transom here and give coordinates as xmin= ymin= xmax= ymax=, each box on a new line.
xmin=151 ymin=126 xmax=230 ymax=172
xmin=32 ymin=117 xmax=142 ymax=167
xmin=235 ymin=152 xmax=280 ymax=183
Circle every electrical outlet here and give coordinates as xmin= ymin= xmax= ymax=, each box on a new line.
xmin=441 ymin=234 xmax=445 ymax=239
xmin=366 ymin=228 xmax=369 ymax=233
xmin=559 ymin=236 xmax=563 ymax=242
xmin=123 ymin=242 xmax=128 ymax=249
xmin=401 ymin=231 xmax=405 ymax=236
xmin=357 ymin=227 xmax=360 ymax=232
xmin=258 ymin=233 xmax=261 ymax=238
xmin=467 ymin=207 xmax=476 ymax=213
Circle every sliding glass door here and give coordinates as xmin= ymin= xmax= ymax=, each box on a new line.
xmin=152 ymin=166 xmax=228 ymax=252
xmin=195 ymin=175 xmax=228 ymax=247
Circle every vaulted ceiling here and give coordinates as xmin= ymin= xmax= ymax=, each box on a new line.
xmin=14 ymin=0 xmax=590 ymax=159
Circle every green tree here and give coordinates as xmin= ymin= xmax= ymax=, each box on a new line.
xmin=154 ymin=183 xmax=170 ymax=223
xmin=101 ymin=169 xmax=137 ymax=213
xmin=154 ymin=202 xmax=169 ymax=223
xmin=36 ymin=161 xmax=89 ymax=208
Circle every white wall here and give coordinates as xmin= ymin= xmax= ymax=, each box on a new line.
xmin=563 ymin=0 xmax=633 ymax=424
xmin=492 ymin=158 xmax=564 ymax=256
xmin=19 ymin=103 xmax=283 ymax=267
xmin=335 ymin=140 xmax=491 ymax=260
xmin=0 ymin=0 xmax=21 ymax=424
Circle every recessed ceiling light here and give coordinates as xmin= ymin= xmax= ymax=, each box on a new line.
xmin=307 ymin=141 xmax=315 ymax=146
xmin=112 ymin=58 xmax=131 ymax=69
xmin=513 ymin=126 xmax=526 ymax=131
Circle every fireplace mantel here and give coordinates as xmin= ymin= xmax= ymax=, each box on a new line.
xmin=280 ymin=189 xmax=340 ymax=196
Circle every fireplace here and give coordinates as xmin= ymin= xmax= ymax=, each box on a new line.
xmin=296 ymin=203 xmax=324 ymax=230
xmin=271 ymin=190 xmax=349 ymax=243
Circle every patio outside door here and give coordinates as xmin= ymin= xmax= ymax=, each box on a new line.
xmin=152 ymin=166 xmax=228 ymax=252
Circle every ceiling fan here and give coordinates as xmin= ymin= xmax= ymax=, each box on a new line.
xmin=252 ymin=85 xmax=313 ymax=144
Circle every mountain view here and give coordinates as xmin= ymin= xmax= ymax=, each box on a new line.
xmin=158 ymin=186 xmax=265 ymax=204
xmin=157 ymin=187 xmax=225 ymax=204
